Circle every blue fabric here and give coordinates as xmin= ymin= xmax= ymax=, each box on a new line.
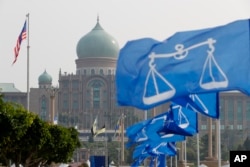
xmin=116 ymin=19 xmax=250 ymax=110
xmin=163 ymin=103 xmax=198 ymax=136
xmin=132 ymin=139 xmax=178 ymax=159
xmin=173 ymin=92 xmax=219 ymax=118
xmin=157 ymin=154 xmax=166 ymax=167
xmin=126 ymin=105 xmax=196 ymax=144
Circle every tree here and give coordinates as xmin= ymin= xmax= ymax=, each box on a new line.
xmin=0 ymin=98 xmax=35 ymax=166
xmin=40 ymin=125 xmax=81 ymax=165
xmin=0 ymin=95 xmax=81 ymax=167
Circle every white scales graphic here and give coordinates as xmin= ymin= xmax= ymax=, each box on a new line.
xmin=143 ymin=38 xmax=228 ymax=105
xmin=172 ymin=105 xmax=189 ymax=129
xmin=136 ymin=115 xmax=167 ymax=142
xmin=187 ymin=94 xmax=209 ymax=114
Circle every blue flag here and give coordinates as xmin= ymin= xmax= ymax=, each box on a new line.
xmin=131 ymin=142 xmax=177 ymax=167
xmin=126 ymin=104 xmax=197 ymax=145
xmin=126 ymin=111 xmax=185 ymax=145
xmin=116 ymin=19 xmax=250 ymax=110
xmin=173 ymin=93 xmax=219 ymax=118
xmin=163 ymin=103 xmax=198 ymax=136
xmin=133 ymin=140 xmax=177 ymax=159
xmin=126 ymin=112 xmax=168 ymax=144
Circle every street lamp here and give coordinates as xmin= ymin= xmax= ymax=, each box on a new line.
xmin=46 ymin=86 xmax=58 ymax=124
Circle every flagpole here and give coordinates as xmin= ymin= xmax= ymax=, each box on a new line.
xmin=121 ymin=112 xmax=125 ymax=165
xmin=26 ymin=13 xmax=30 ymax=111
xmin=217 ymin=119 xmax=221 ymax=167
xmin=105 ymin=129 xmax=108 ymax=167
xmin=197 ymin=114 xmax=200 ymax=167
xmin=197 ymin=133 xmax=200 ymax=166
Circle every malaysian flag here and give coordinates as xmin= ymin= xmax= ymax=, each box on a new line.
xmin=13 ymin=20 xmax=27 ymax=64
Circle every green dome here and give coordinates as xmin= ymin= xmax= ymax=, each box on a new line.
xmin=76 ymin=20 xmax=119 ymax=58
xmin=38 ymin=70 xmax=52 ymax=84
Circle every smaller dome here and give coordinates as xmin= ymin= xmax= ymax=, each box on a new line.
xmin=38 ymin=70 xmax=52 ymax=85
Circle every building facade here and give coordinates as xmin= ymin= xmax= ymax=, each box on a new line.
xmin=57 ymin=19 xmax=145 ymax=132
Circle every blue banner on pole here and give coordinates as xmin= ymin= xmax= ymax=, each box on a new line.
xmin=116 ymin=19 xmax=250 ymax=110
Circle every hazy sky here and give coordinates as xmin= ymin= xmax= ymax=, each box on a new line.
xmin=0 ymin=0 xmax=249 ymax=92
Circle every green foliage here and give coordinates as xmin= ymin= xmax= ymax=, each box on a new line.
xmin=0 ymin=95 xmax=81 ymax=167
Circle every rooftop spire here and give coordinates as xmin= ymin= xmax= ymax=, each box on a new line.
xmin=97 ymin=14 xmax=99 ymax=23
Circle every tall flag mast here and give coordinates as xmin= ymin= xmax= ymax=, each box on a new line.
xmin=13 ymin=14 xmax=30 ymax=111
xmin=26 ymin=13 xmax=30 ymax=111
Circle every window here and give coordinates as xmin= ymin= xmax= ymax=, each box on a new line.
xmin=246 ymin=100 xmax=250 ymax=120
xmin=212 ymin=125 xmax=215 ymax=130
xmin=62 ymin=81 xmax=69 ymax=88
xmin=201 ymin=125 xmax=207 ymax=130
xmin=228 ymin=99 xmax=234 ymax=121
xmin=220 ymin=125 xmax=224 ymax=130
xmin=108 ymin=69 xmax=111 ymax=75
xmin=40 ymin=95 xmax=47 ymax=120
xmin=220 ymin=99 xmax=224 ymax=120
xmin=100 ymin=69 xmax=104 ymax=75
xmin=229 ymin=125 xmax=234 ymax=130
xmin=73 ymin=100 xmax=78 ymax=109
xmin=72 ymin=81 xmax=79 ymax=89
xmin=237 ymin=100 xmax=243 ymax=122
xmin=237 ymin=125 xmax=242 ymax=130
xmin=63 ymin=100 xmax=68 ymax=109
xmin=87 ymin=79 xmax=106 ymax=109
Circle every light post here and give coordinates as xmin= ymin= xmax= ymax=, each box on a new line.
xmin=46 ymin=86 xmax=58 ymax=124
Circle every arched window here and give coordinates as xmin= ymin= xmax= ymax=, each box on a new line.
xmin=87 ymin=79 xmax=106 ymax=109
xmin=40 ymin=95 xmax=47 ymax=121
xmin=100 ymin=69 xmax=104 ymax=75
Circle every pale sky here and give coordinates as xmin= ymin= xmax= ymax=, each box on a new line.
xmin=0 ymin=0 xmax=249 ymax=92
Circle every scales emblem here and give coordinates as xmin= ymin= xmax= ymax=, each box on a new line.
xmin=143 ymin=38 xmax=228 ymax=105
xmin=136 ymin=114 xmax=167 ymax=142
xmin=172 ymin=105 xmax=189 ymax=129
xmin=187 ymin=94 xmax=209 ymax=114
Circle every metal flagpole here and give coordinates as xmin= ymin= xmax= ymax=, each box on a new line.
xmin=184 ymin=140 xmax=187 ymax=167
xmin=26 ymin=13 xmax=30 ymax=111
xmin=121 ymin=112 xmax=125 ymax=165
xmin=218 ymin=119 xmax=221 ymax=167
xmin=105 ymin=129 xmax=108 ymax=167
xmin=197 ymin=114 xmax=200 ymax=167
xmin=144 ymin=110 xmax=147 ymax=167
xmin=197 ymin=133 xmax=200 ymax=167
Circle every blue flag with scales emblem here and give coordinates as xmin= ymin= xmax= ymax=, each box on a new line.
xmin=163 ymin=103 xmax=198 ymax=136
xmin=173 ymin=92 xmax=219 ymax=118
xmin=132 ymin=142 xmax=176 ymax=167
xmin=116 ymin=19 xmax=250 ymax=110
xmin=126 ymin=110 xmax=187 ymax=146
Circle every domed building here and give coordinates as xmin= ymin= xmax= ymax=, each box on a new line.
xmin=30 ymin=70 xmax=58 ymax=122
xmin=38 ymin=70 xmax=52 ymax=88
xmin=57 ymin=18 xmax=143 ymax=131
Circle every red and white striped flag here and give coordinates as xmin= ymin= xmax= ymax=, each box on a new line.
xmin=13 ymin=20 xmax=27 ymax=64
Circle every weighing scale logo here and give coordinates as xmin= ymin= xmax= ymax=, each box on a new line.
xmin=143 ymin=38 xmax=228 ymax=105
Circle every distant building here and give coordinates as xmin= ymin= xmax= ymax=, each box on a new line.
xmin=0 ymin=83 xmax=26 ymax=106
xmin=56 ymin=18 xmax=144 ymax=131
xmin=29 ymin=70 xmax=57 ymax=121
